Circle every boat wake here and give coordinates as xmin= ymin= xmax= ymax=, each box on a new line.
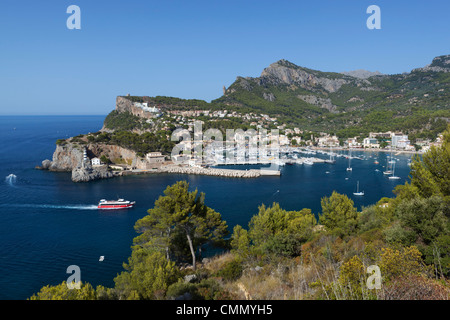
xmin=5 ymin=204 xmax=99 ymax=210
xmin=5 ymin=174 xmax=17 ymax=186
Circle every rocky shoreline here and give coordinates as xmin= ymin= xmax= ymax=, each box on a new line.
xmin=37 ymin=148 xmax=280 ymax=182
xmin=71 ymin=164 xmax=116 ymax=182
xmin=37 ymin=139 xmax=283 ymax=182
xmin=36 ymin=160 xmax=117 ymax=182
xmin=37 ymin=161 xmax=279 ymax=182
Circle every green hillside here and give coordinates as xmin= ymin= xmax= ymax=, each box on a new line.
xmin=104 ymin=55 xmax=450 ymax=142
xmin=213 ymin=55 xmax=450 ymax=139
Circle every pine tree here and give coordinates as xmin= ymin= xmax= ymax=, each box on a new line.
xmin=134 ymin=181 xmax=228 ymax=270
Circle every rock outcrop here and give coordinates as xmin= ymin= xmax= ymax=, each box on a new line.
xmin=48 ymin=144 xmax=84 ymax=171
xmin=71 ymin=163 xmax=115 ymax=182
xmin=42 ymin=142 xmax=135 ymax=182
xmin=260 ymin=59 xmax=350 ymax=93
xmin=115 ymin=96 xmax=153 ymax=119
xmin=297 ymin=95 xmax=338 ymax=113
xmin=340 ymin=69 xmax=383 ymax=79
xmin=413 ymin=55 xmax=450 ymax=73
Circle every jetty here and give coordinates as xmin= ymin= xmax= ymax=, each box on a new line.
xmin=128 ymin=165 xmax=280 ymax=178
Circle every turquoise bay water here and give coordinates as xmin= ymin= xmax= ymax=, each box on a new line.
xmin=0 ymin=116 xmax=413 ymax=299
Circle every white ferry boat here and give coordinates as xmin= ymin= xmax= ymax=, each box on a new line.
xmin=98 ymin=199 xmax=135 ymax=209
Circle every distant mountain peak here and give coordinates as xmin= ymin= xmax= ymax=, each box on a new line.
xmin=340 ymin=69 xmax=383 ymax=79
xmin=273 ymin=59 xmax=297 ymax=67
xmin=259 ymin=59 xmax=350 ymax=93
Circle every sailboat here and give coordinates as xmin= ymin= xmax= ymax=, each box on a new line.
xmin=388 ymin=162 xmax=401 ymax=180
xmin=353 ymin=181 xmax=364 ymax=196
xmin=346 ymin=149 xmax=352 ymax=171
xmin=324 ymin=146 xmax=336 ymax=164
xmin=383 ymin=147 xmax=393 ymax=175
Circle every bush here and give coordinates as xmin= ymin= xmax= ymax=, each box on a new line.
xmin=379 ymin=274 xmax=450 ymax=300
xmin=166 ymin=279 xmax=234 ymax=300
xmin=113 ymin=249 xmax=180 ymax=300
xmin=56 ymin=139 xmax=66 ymax=145
xmin=319 ymin=192 xmax=359 ymax=237
xmin=264 ymin=232 xmax=303 ymax=257
xmin=383 ymin=222 xmax=417 ymax=246
xmin=29 ymin=281 xmax=97 ymax=300
xmin=215 ymin=259 xmax=243 ymax=281
xmin=100 ymin=155 xmax=111 ymax=164
xmin=166 ymin=281 xmax=200 ymax=300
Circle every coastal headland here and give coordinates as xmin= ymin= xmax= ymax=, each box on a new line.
xmin=38 ymin=54 xmax=449 ymax=182
xmin=36 ymin=141 xmax=283 ymax=182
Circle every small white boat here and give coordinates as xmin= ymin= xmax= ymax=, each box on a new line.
xmin=353 ymin=181 xmax=364 ymax=196
xmin=347 ymin=150 xmax=353 ymax=171
xmin=388 ymin=163 xmax=401 ymax=180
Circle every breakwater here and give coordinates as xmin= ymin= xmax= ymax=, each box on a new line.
xmin=129 ymin=165 xmax=280 ymax=178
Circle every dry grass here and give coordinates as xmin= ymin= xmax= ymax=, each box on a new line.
xmin=201 ymin=250 xmax=449 ymax=301
xmin=202 ymin=252 xmax=236 ymax=274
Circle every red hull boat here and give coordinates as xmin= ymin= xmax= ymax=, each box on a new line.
xmin=98 ymin=199 xmax=135 ymax=209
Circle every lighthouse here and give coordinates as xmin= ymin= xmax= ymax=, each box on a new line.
xmin=83 ymin=148 xmax=88 ymax=167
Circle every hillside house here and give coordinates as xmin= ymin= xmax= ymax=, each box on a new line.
xmin=146 ymin=152 xmax=165 ymax=164
xmin=91 ymin=157 xmax=102 ymax=166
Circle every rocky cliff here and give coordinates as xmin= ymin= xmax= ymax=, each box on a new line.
xmin=71 ymin=163 xmax=115 ymax=182
xmin=41 ymin=142 xmax=146 ymax=182
xmin=115 ymin=96 xmax=152 ymax=119
xmin=413 ymin=54 xmax=450 ymax=73
xmin=259 ymin=59 xmax=352 ymax=93
xmin=47 ymin=143 xmax=84 ymax=171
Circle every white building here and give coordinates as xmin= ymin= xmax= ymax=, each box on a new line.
xmin=363 ymin=138 xmax=380 ymax=148
xmin=134 ymin=102 xmax=161 ymax=114
xmin=346 ymin=137 xmax=361 ymax=148
xmin=91 ymin=157 xmax=102 ymax=166
xmin=391 ymin=134 xmax=409 ymax=148
xmin=279 ymin=134 xmax=289 ymax=146
xmin=318 ymin=135 xmax=339 ymax=147
xmin=396 ymin=138 xmax=411 ymax=149
xmin=146 ymin=152 xmax=165 ymax=164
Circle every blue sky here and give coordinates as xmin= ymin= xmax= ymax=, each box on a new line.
xmin=1 ymin=0 xmax=449 ymax=115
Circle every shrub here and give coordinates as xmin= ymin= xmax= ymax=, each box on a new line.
xmin=215 ymin=259 xmax=243 ymax=281
xmin=56 ymin=139 xmax=66 ymax=145
xmin=378 ymin=246 xmax=431 ymax=282
xmin=319 ymin=192 xmax=359 ymax=237
xmin=166 ymin=278 xmax=235 ymax=300
xmin=379 ymin=274 xmax=449 ymax=300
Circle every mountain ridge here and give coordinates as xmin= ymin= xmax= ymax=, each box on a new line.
xmin=212 ymin=54 xmax=449 ymax=138
xmin=107 ymin=54 xmax=450 ymax=140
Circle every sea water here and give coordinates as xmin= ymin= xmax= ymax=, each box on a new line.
xmin=0 ymin=116 xmax=413 ymax=299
